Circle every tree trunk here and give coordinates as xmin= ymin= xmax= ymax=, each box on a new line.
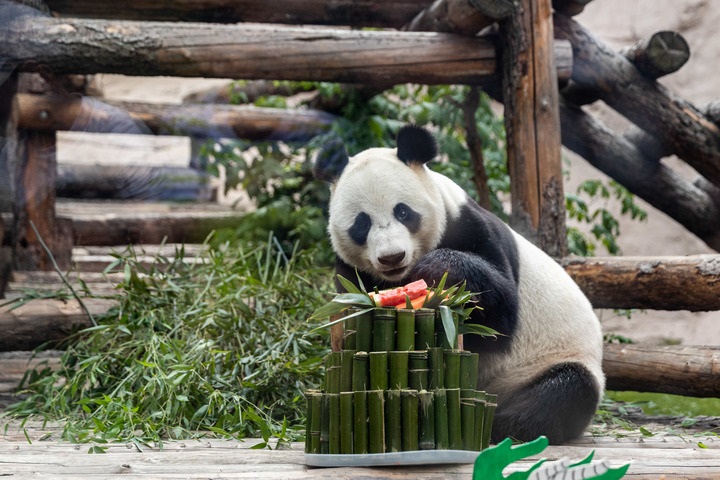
xmin=554 ymin=14 xmax=720 ymax=187
xmin=560 ymin=99 xmax=720 ymax=252
xmin=16 ymin=93 xmax=335 ymax=141
xmin=604 ymin=344 xmax=720 ymax=398
xmin=561 ymin=255 xmax=720 ymax=311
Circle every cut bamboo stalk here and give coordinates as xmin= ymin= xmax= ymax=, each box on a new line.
xmin=384 ymin=390 xmax=402 ymax=453
xmin=325 ymin=351 xmax=341 ymax=393
xmin=328 ymin=394 xmax=340 ymax=454
xmin=415 ymin=309 xmax=435 ymax=350
xmin=428 ymin=347 xmax=444 ymax=390
xmin=353 ymin=391 xmax=368 ymax=454
xmin=369 ymin=352 xmax=388 ymax=391
xmin=354 ymin=309 xmax=373 ymax=353
xmin=367 ymin=390 xmax=385 ymax=454
xmin=389 ymin=351 xmax=409 ymax=390
xmin=372 ymin=308 xmax=396 ymax=352
xmin=340 ymin=350 xmax=354 ymax=393
xmin=446 ymin=388 xmax=463 ymax=450
xmin=461 ymin=399 xmax=475 ymax=451
xmin=418 ymin=391 xmax=435 ymax=450
xmin=473 ymin=397 xmax=487 ymax=451
xmin=409 ymin=369 xmax=429 ymax=391
xmin=320 ymin=395 xmax=330 ymax=454
xmin=396 ymin=309 xmax=416 ymax=351
xmin=310 ymin=392 xmax=322 ymax=454
xmin=444 ymin=350 xmax=461 ymax=389
xmin=433 ymin=389 xmax=449 ymax=450
xmin=401 ymin=389 xmax=419 ymax=452
xmin=344 ymin=313 xmax=357 ymax=350
xmin=482 ymin=403 xmax=497 ymax=450
xmin=459 ymin=352 xmax=479 ymax=390
xmin=352 ymin=352 xmax=369 ymax=391
xmin=340 ymin=392 xmax=354 ymax=454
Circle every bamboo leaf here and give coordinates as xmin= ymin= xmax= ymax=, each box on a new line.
xmin=438 ymin=306 xmax=456 ymax=349
xmin=460 ymin=323 xmax=503 ymax=338
xmin=306 ymin=307 xmax=375 ymax=335
xmin=337 ymin=275 xmax=362 ymax=295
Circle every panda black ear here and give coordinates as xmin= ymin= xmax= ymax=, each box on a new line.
xmin=396 ymin=125 xmax=438 ymax=165
xmin=313 ymin=138 xmax=349 ymax=183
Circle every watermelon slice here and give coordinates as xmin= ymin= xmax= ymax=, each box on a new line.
xmin=369 ymin=279 xmax=429 ymax=307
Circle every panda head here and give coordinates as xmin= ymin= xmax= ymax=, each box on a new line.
xmin=314 ymin=125 xmax=450 ymax=283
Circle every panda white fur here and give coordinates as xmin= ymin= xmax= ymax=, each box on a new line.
xmin=314 ymin=125 xmax=605 ymax=445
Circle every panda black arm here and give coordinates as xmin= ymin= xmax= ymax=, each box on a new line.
xmin=408 ymin=248 xmax=518 ymax=354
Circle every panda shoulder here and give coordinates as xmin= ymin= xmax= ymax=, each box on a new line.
xmin=426 ymin=168 xmax=467 ymax=219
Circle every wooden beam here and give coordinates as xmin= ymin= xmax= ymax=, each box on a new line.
xmin=0 ymin=298 xmax=116 ymax=351
xmin=559 ymin=99 xmax=720 ymax=252
xmin=501 ymin=0 xmax=566 ymax=256
xmin=1 ymin=4 xmax=575 ymax=87
xmin=562 ymin=255 xmax=720 ymax=311
xmin=12 ymin=75 xmax=73 ymax=272
xmin=555 ymin=14 xmax=720 ymax=187
xmin=604 ymin=344 xmax=720 ymax=398
xmin=1 ymin=8 xmax=496 ymax=87
xmin=16 ymin=93 xmax=335 ymax=141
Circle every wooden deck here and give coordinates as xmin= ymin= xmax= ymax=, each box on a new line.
xmin=1 ymin=420 xmax=719 ymax=478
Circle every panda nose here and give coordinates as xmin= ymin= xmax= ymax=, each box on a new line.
xmin=378 ymin=252 xmax=406 ymax=267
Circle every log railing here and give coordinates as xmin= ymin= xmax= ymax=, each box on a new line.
xmin=1 ymin=0 xmax=719 ymax=400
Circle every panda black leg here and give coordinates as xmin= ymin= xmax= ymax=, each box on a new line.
xmin=490 ymin=362 xmax=600 ymax=445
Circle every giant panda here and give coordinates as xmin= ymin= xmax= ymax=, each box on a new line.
xmin=314 ymin=125 xmax=605 ymax=445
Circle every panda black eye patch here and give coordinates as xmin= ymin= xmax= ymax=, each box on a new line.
xmin=394 ymin=203 xmax=421 ymax=233
xmin=348 ymin=212 xmax=371 ymax=245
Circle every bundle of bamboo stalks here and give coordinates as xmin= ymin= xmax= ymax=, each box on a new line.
xmin=305 ymin=306 xmax=497 ymax=455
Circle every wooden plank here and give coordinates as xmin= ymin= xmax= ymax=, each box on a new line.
xmin=0 ymin=436 xmax=718 ymax=478
xmin=0 ymin=298 xmax=116 ymax=351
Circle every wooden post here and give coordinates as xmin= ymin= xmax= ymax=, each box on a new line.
xmin=13 ymin=74 xmax=72 ymax=271
xmin=501 ymin=0 xmax=566 ymax=256
xmin=0 ymin=71 xmax=18 ymax=297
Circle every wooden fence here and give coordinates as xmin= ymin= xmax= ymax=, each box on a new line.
xmin=0 ymin=0 xmax=718 ymax=398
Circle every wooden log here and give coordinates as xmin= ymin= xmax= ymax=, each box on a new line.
xmin=1 ymin=9 xmax=494 ymax=87
xmin=0 ymin=298 xmax=115 ymax=351
xmin=16 ymin=93 xmax=335 ymax=141
xmin=0 ymin=72 xmax=17 ymax=299
xmin=604 ymin=344 xmax=720 ymax=398
xmin=560 ymin=100 xmax=720 ymax=252
xmin=501 ymin=0 xmax=566 ymax=256
xmin=43 ymin=0 xmax=433 ymax=28
xmin=65 ymin=212 xmax=246 ymax=247
xmin=0 ymin=4 xmax=576 ymax=87
xmin=561 ymin=255 xmax=720 ymax=311
xmin=620 ymin=31 xmax=690 ymax=80
xmin=554 ymin=15 xmax=720 ymax=187
xmin=13 ymin=75 xmax=73 ymax=271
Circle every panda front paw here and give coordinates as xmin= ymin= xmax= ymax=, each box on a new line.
xmin=407 ymin=249 xmax=467 ymax=288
